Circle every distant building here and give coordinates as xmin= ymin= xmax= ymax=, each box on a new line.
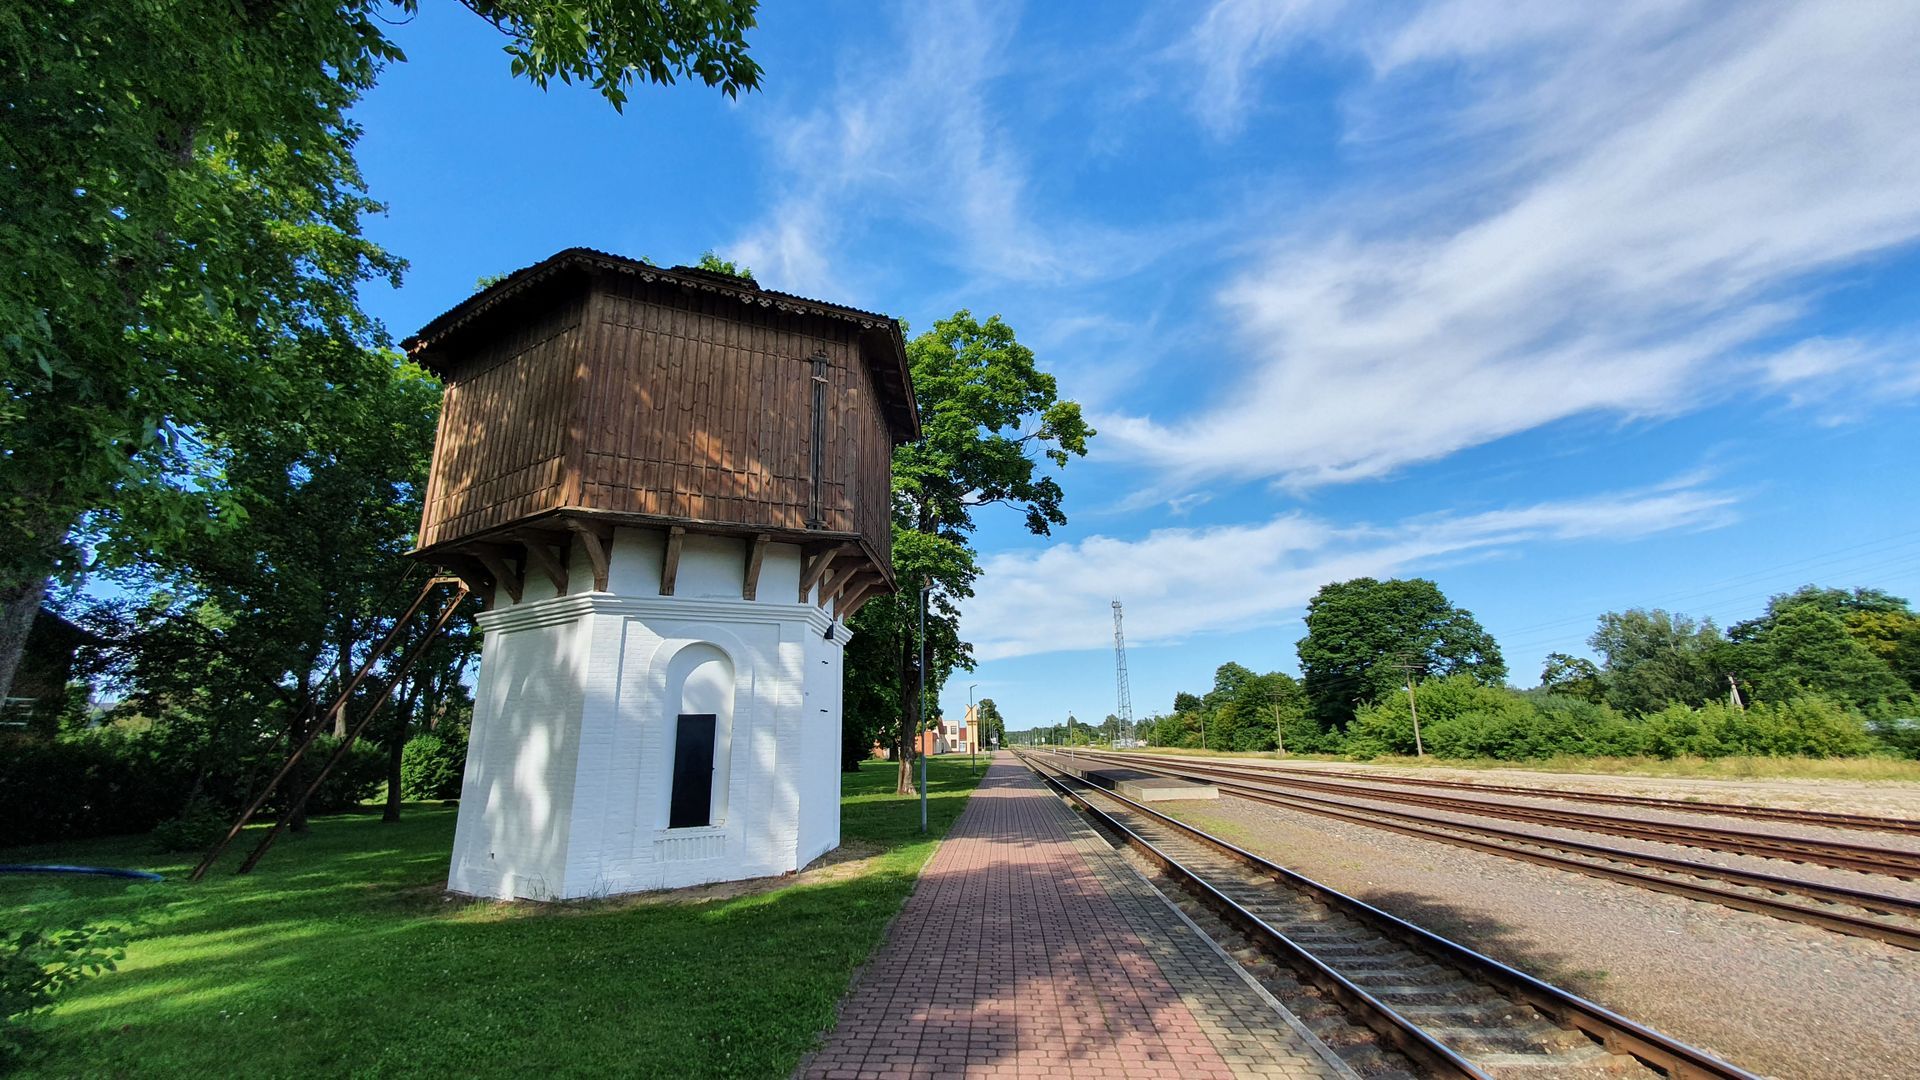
xmin=924 ymin=704 xmax=981 ymax=756
xmin=2 ymin=609 xmax=93 ymax=732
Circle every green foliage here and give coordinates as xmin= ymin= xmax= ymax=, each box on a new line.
xmin=844 ymin=311 xmax=1091 ymax=787
xmin=0 ymin=727 xmax=380 ymax=846
xmin=1728 ymin=595 xmax=1915 ymax=714
xmin=148 ymin=798 xmax=230 ymax=854
xmin=694 ymin=250 xmax=753 ymax=280
xmin=1588 ymin=609 xmax=1724 ymax=715
xmin=974 ymin=698 xmax=1006 ymax=747
xmin=399 ymin=734 xmax=466 ymax=801
xmin=1346 ymin=676 xmax=1874 ymax=761
xmin=0 ymin=0 xmax=762 ymax=702
xmin=460 ymin=0 xmax=764 ymax=109
xmin=1298 ymin=578 xmax=1505 ymax=728
xmin=1538 ymin=652 xmax=1605 ymax=701
xmin=2 ymin=923 xmax=126 ymax=1061
xmin=1637 ymin=697 xmax=1875 ymax=758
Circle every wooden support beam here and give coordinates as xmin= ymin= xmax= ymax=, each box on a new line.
xmin=818 ymin=563 xmax=866 ymax=608
xmin=836 ymin=577 xmax=881 ymax=620
xmin=520 ymin=536 xmax=569 ymax=594
xmin=437 ymin=554 xmax=494 ymax=605
xmin=837 ymin=589 xmax=879 ymax=621
xmin=742 ymin=534 xmax=771 ymax=601
xmin=471 ymin=544 xmax=523 ymax=604
xmin=660 ymin=526 xmax=685 ymax=596
xmin=798 ymin=543 xmax=851 ymax=602
xmin=566 ymin=520 xmax=613 ymax=592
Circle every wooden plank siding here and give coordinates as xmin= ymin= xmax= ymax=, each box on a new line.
xmin=414 ymin=271 xmax=896 ymax=579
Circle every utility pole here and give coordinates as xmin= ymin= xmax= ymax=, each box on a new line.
xmin=1273 ymin=699 xmax=1286 ymax=757
xmin=1405 ymin=669 xmax=1425 ymax=758
xmin=1728 ymin=674 xmax=1745 ymax=711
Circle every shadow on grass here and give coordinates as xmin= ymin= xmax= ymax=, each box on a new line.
xmin=4 ymin=759 xmax=989 ymax=1079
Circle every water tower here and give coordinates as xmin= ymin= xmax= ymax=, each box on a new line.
xmin=404 ymin=248 xmax=918 ymax=899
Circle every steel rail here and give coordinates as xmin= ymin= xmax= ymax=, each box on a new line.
xmin=1123 ymin=761 xmax=1920 ymax=951
xmin=1069 ymin=750 xmax=1920 ymax=879
xmin=1222 ymin=762 xmax=1920 ymax=836
xmin=1018 ymin=752 xmax=1489 ymax=1080
xmin=1019 ymin=750 xmax=1759 ymax=1080
xmin=1069 ymin=750 xmax=1920 ymax=943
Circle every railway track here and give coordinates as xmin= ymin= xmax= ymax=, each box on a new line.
xmin=1016 ymin=749 xmax=1757 ymax=1080
xmin=1189 ymin=759 xmax=1920 ymax=836
xmin=1060 ymin=748 xmax=1920 ymax=951
xmin=1067 ymin=750 xmax=1920 ymax=880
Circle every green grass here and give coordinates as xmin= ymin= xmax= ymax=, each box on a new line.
xmin=3 ymin=757 xmax=987 ymax=1078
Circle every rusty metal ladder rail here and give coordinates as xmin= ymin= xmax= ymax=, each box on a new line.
xmin=188 ymin=576 xmax=470 ymax=882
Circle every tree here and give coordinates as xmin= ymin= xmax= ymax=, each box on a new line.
xmin=974 ymin=698 xmax=1005 ymax=748
xmin=84 ymin=351 xmax=464 ymax=830
xmin=1734 ymin=606 xmax=1911 ymax=714
xmin=1731 ymin=585 xmax=1920 ymax=698
xmin=870 ymin=312 xmax=1092 ymax=793
xmin=1298 ymin=578 xmax=1505 ymax=729
xmin=1539 ymin=653 xmax=1605 ymax=702
xmin=0 ymin=0 xmax=764 ymax=703
xmin=1588 ymin=609 xmax=1723 ymax=716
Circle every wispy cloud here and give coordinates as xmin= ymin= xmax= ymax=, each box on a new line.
xmin=1170 ymin=0 xmax=1345 ymax=138
xmin=730 ymin=0 xmax=1163 ymax=298
xmin=1112 ymin=1 xmax=1920 ymax=491
xmin=963 ymin=478 xmax=1737 ymax=660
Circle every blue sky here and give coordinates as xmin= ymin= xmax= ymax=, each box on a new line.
xmin=353 ymin=1 xmax=1920 ymax=731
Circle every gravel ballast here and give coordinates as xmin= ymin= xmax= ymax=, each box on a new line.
xmin=1158 ymin=793 xmax=1920 ymax=1080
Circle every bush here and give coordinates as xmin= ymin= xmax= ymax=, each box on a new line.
xmin=1 ymin=924 xmax=126 ymax=1062
xmin=149 ymin=797 xmax=230 ymax=853
xmin=0 ymin=725 xmax=387 ymax=848
xmin=400 ymin=734 xmax=466 ymax=800
xmin=299 ymin=736 xmax=386 ymax=814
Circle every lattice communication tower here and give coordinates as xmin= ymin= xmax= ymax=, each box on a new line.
xmin=1112 ymin=600 xmax=1134 ymax=740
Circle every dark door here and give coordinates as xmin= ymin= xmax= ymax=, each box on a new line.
xmin=669 ymin=713 xmax=718 ymax=829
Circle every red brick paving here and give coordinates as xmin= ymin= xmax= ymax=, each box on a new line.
xmin=797 ymin=755 xmax=1342 ymax=1079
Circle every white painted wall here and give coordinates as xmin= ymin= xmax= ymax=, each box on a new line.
xmin=448 ymin=529 xmax=851 ymax=900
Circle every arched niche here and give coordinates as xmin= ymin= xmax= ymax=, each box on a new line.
xmin=661 ymin=642 xmax=735 ymax=830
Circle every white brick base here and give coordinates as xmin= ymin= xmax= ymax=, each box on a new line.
xmin=447 ymin=584 xmax=847 ymax=900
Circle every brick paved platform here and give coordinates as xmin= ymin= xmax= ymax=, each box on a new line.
xmin=798 ymin=754 xmax=1352 ymax=1080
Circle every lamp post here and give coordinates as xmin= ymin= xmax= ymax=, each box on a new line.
xmin=919 ymin=581 xmax=929 ymax=834
xmin=968 ymin=683 xmax=979 ymax=768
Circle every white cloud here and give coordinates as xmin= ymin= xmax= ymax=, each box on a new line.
xmin=962 ymin=479 xmax=1737 ymax=660
xmin=731 ymin=0 xmax=1162 ymax=298
xmin=1115 ymin=1 xmax=1920 ymax=490
xmin=1171 ymin=0 xmax=1345 ymax=138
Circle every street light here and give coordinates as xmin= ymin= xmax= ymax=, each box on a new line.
xmin=968 ymin=683 xmax=979 ymax=768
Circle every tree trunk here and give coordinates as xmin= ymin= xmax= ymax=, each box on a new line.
xmin=384 ymin=676 xmax=427 ymax=822
xmin=331 ymin=620 xmax=354 ymax=737
xmin=383 ymin=705 xmax=408 ymax=823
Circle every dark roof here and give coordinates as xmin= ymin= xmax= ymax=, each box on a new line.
xmin=403 ymin=247 xmax=920 ymax=442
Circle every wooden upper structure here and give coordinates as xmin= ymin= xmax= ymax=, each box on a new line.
xmin=404 ymin=248 xmax=918 ymax=608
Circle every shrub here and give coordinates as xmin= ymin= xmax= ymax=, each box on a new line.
xmin=0 ymin=725 xmax=388 ymax=847
xmin=299 ymin=736 xmax=386 ymax=814
xmin=400 ymin=734 xmax=466 ymax=800
xmin=149 ymin=797 xmax=231 ymax=853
